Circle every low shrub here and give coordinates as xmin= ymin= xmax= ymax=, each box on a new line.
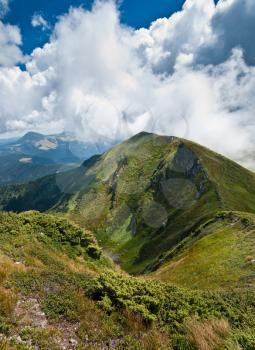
xmin=86 ymin=244 xmax=102 ymax=260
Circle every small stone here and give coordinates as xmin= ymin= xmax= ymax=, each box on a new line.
xmin=17 ymin=336 xmax=22 ymax=343
xmin=11 ymin=335 xmax=22 ymax=343
xmin=69 ymin=338 xmax=78 ymax=346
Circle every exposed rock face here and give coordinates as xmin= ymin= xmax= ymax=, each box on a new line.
xmin=128 ymin=215 xmax=137 ymax=235
xmin=172 ymin=143 xmax=209 ymax=198
xmin=150 ymin=143 xmax=209 ymax=207
xmin=108 ymin=155 xmax=128 ymax=208
xmin=170 ymin=143 xmax=199 ymax=174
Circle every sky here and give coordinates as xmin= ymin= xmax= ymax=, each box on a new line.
xmin=5 ymin=0 xmax=186 ymax=54
xmin=0 ymin=0 xmax=255 ymax=169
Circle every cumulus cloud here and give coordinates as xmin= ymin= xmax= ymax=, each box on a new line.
xmin=0 ymin=0 xmax=255 ymax=168
xmin=31 ymin=14 xmax=50 ymax=31
xmin=0 ymin=0 xmax=9 ymax=18
xmin=0 ymin=0 xmax=23 ymax=66
xmin=135 ymin=0 xmax=215 ymax=74
xmin=0 ymin=20 xmax=23 ymax=66
xmin=197 ymin=0 xmax=255 ymax=66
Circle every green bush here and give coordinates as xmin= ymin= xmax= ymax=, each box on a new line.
xmin=86 ymin=244 xmax=102 ymax=259
xmin=233 ymin=330 xmax=255 ymax=350
xmin=88 ymin=272 xmax=255 ymax=336
xmin=0 ymin=316 xmax=11 ymax=335
xmin=42 ymin=292 xmax=79 ymax=322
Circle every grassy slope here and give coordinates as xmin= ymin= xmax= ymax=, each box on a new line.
xmin=0 ymin=211 xmax=120 ymax=349
xmin=75 ymin=136 xmax=255 ymax=275
xmin=0 ymin=212 xmax=255 ymax=349
xmin=0 ymin=211 xmax=106 ymax=277
xmin=145 ymin=142 xmax=255 ymax=288
xmin=152 ymin=211 xmax=255 ymax=289
xmin=78 ymin=135 xmax=255 ymax=276
xmin=188 ymin=141 xmax=255 ymax=213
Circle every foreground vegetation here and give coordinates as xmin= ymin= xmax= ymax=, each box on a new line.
xmin=0 ymin=211 xmax=254 ymax=349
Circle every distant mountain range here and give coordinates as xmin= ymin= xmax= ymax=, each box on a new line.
xmin=0 ymin=131 xmax=115 ymax=184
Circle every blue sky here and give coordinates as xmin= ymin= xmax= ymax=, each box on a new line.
xmin=6 ymin=0 xmax=186 ymax=54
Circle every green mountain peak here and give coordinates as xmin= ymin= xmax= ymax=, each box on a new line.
xmin=1 ymin=132 xmax=255 ymax=283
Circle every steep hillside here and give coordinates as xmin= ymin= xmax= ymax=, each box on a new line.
xmin=1 ymin=132 xmax=255 ymax=280
xmin=152 ymin=211 xmax=255 ymax=289
xmin=0 ymin=211 xmax=112 ymax=348
xmin=0 ymin=211 xmax=255 ymax=349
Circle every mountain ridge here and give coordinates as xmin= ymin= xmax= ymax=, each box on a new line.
xmin=1 ymin=132 xmax=255 ymax=286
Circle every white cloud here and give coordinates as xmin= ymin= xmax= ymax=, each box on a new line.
xmin=135 ymin=0 xmax=215 ymax=74
xmin=0 ymin=0 xmax=9 ymax=18
xmin=0 ymin=0 xmax=255 ymax=168
xmin=31 ymin=14 xmax=50 ymax=31
xmin=0 ymin=20 xmax=23 ymax=66
xmin=197 ymin=0 xmax=255 ymax=66
xmin=0 ymin=1 xmax=22 ymax=67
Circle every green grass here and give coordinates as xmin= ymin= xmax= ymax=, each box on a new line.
xmin=152 ymin=211 xmax=255 ymax=289
xmin=189 ymin=140 xmax=255 ymax=213
xmin=0 ymin=211 xmax=255 ymax=348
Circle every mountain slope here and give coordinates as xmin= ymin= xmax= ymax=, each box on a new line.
xmin=152 ymin=211 xmax=255 ymax=289
xmin=0 ymin=211 xmax=254 ymax=349
xmin=1 ymin=132 xmax=255 ymax=283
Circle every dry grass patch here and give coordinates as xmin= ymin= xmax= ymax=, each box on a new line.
xmin=50 ymin=251 xmax=97 ymax=275
xmin=122 ymin=310 xmax=146 ymax=334
xmin=186 ymin=318 xmax=230 ymax=350
xmin=78 ymin=294 xmax=115 ymax=342
xmin=0 ymin=256 xmax=25 ymax=284
xmin=0 ymin=287 xmax=17 ymax=319
xmin=141 ymin=327 xmax=172 ymax=350
xmin=0 ymin=339 xmax=13 ymax=350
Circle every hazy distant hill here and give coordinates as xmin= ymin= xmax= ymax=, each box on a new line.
xmin=0 ymin=153 xmax=76 ymax=185
xmin=0 ymin=131 xmax=115 ymax=184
